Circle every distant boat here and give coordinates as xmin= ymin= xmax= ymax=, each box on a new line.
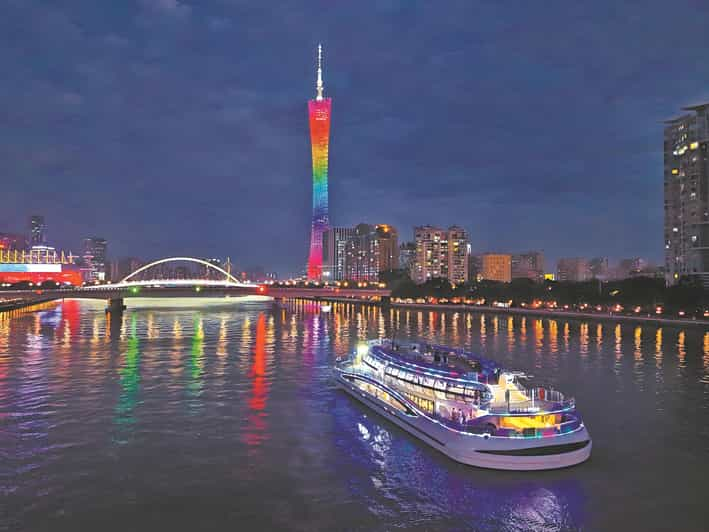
xmin=320 ymin=304 xmax=332 ymax=312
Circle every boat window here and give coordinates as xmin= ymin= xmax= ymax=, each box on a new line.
xmin=449 ymin=384 xmax=464 ymax=395
xmin=351 ymin=378 xmax=414 ymax=415
xmin=403 ymin=391 xmax=434 ymax=414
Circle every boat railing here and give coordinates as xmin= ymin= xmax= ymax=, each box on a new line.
xmin=488 ymin=399 xmax=574 ymax=415
xmin=433 ymin=408 xmax=582 ymax=437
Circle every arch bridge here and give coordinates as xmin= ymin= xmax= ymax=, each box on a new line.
xmin=69 ymin=257 xmax=264 ymax=312
xmin=1 ymin=256 xmax=392 ymax=312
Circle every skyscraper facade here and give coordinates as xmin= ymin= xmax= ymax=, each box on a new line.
xmin=413 ymin=226 xmax=469 ymax=284
xmin=307 ymin=44 xmax=332 ymax=281
xmin=29 ymin=215 xmax=46 ymax=247
xmin=447 ymin=226 xmax=469 ymax=284
xmin=322 ymin=226 xmax=355 ymax=281
xmin=664 ymin=103 xmax=709 ymax=286
xmin=413 ymin=226 xmax=449 ymax=283
xmin=82 ymin=237 xmax=108 ymax=282
xmin=344 ymin=224 xmax=398 ymax=282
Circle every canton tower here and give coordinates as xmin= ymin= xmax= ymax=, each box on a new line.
xmin=306 ymin=44 xmax=332 ymax=281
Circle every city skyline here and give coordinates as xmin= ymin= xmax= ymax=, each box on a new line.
xmin=2 ymin=2 xmax=709 ymax=276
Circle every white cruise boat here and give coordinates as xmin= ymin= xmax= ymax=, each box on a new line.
xmin=334 ymin=339 xmax=591 ymax=471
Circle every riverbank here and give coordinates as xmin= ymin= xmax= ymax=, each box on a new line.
xmin=282 ymin=295 xmax=709 ymax=328
xmin=0 ymin=296 xmax=60 ymax=314
xmin=390 ymin=301 xmax=709 ymax=328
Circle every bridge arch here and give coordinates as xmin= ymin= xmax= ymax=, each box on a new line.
xmin=121 ymin=257 xmax=242 ymax=285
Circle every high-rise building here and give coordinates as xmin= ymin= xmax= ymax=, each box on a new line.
xmin=414 ymin=226 xmax=449 ymax=283
xmin=306 ymin=44 xmax=332 ymax=281
xmin=323 ymin=227 xmax=355 ymax=281
xmin=344 ymin=224 xmax=398 ymax=281
xmin=447 ymin=226 xmax=469 ymax=284
xmin=557 ymin=258 xmax=590 ymax=282
xmin=398 ymin=242 xmax=416 ymax=277
xmin=82 ymin=237 xmax=108 ymax=282
xmin=481 ymin=254 xmax=512 ymax=282
xmin=511 ymin=251 xmax=545 ymax=282
xmin=29 ymin=215 xmax=46 ymax=247
xmin=413 ymin=225 xmax=469 ymax=284
xmin=589 ymin=257 xmax=610 ymax=280
xmin=664 ymin=103 xmax=709 ymax=286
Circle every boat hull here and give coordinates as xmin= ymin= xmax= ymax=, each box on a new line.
xmin=336 ymin=372 xmax=591 ymax=471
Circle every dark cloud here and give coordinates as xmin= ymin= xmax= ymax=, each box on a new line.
xmin=1 ymin=1 xmax=708 ymax=274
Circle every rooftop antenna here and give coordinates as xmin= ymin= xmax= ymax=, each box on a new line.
xmin=316 ymin=43 xmax=324 ymax=101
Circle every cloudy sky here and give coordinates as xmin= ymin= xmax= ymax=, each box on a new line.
xmin=2 ymin=0 xmax=709 ymax=275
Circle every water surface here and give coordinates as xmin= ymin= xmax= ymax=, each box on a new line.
xmin=1 ymin=298 xmax=708 ymax=531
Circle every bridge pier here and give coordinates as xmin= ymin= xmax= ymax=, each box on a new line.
xmin=105 ymin=297 xmax=126 ymax=314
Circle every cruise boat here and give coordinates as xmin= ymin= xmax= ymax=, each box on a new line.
xmin=334 ymin=339 xmax=591 ymax=470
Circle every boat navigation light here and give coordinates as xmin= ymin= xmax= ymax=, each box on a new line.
xmin=356 ymin=344 xmax=369 ymax=357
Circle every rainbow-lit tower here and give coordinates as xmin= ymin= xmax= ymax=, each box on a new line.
xmin=307 ymin=44 xmax=332 ymax=281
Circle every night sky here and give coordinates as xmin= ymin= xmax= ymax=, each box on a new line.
xmin=2 ymin=1 xmax=709 ymax=276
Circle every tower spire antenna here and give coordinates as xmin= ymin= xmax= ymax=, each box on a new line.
xmin=316 ymin=43 xmax=324 ymax=101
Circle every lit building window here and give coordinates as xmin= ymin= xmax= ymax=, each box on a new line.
xmin=671 ymin=168 xmax=679 ymax=175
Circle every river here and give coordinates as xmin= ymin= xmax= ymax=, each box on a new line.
xmin=1 ymin=298 xmax=708 ymax=531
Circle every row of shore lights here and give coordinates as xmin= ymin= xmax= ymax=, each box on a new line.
xmin=277 ymin=280 xmax=387 ymax=288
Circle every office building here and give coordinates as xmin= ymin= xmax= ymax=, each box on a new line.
xmin=29 ymin=215 xmax=46 ymax=247
xmin=557 ymin=258 xmax=590 ymax=282
xmin=323 ymin=227 xmax=356 ymax=281
xmin=481 ymin=254 xmax=512 ymax=283
xmin=511 ymin=251 xmax=545 ymax=282
xmin=664 ymin=103 xmax=709 ymax=286
xmin=82 ymin=237 xmax=108 ymax=282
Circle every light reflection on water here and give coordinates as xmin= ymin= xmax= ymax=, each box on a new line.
xmin=0 ymin=298 xmax=707 ymax=531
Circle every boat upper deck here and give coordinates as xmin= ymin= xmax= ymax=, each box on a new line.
xmin=371 ymin=341 xmax=502 ymax=383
